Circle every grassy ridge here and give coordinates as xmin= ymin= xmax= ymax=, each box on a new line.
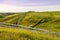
xmin=0 ymin=13 xmax=15 ymax=22
xmin=0 ymin=27 xmax=59 ymax=40
xmin=0 ymin=11 xmax=60 ymax=32
xmin=20 ymin=12 xmax=60 ymax=32
xmin=1 ymin=14 xmax=22 ymax=24
xmin=0 ymin=11 xmax=60 ymax=40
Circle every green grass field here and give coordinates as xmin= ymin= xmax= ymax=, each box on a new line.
xmin=21 ymin=11 xmax=60 ymax=32
xmin=0 ymin=11 xmax=60 ymax=40
xmin=0 ymin=27 xmax=59 ymax=40
xmin=1 ymin=11 xmax=60 ymax=32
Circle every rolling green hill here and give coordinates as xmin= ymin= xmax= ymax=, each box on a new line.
xmin=20 ymin=11 xmax=60 ymax=32
xmin=0 ymin=11 xmax=60 ymax=32
xmin=0 ymin=11 xmax=60 ymax=40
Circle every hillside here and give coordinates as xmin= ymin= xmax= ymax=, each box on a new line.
xmin=1 ymin=11 xmax=60 ymax=32
xmin=0 ymin=11 xmax=60 ymax=40
xmin=20 ymin=11 xmax=60 ymax=32
xmin=0 ymin=27 xmax=59 ymax=40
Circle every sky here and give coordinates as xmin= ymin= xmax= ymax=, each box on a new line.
xmin=0 ymin=0 xmax=60 ymax=12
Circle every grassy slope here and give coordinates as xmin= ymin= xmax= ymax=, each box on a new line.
xmin=1 ymin=13 xmax=22 ymax=24
xmin=0 ymin=27 xmax=59 ymax=40
xmin=0 ymin=12 xmax=60 ymax=40
xmin=1 ymin=11 xmax=60 ymax=32
xmin=0 ymin=13 xmax=15 ymax=22
xmin=20 ymin=12 xmax=60 ymax=32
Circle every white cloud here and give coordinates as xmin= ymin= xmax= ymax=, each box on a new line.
xmin=0 ymin=4 xmax=60 ymax=12
xmin=0 ymin=4 xmax=26 ymax=12
xmin=27 ymin=5 xmax=60 ymax=12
